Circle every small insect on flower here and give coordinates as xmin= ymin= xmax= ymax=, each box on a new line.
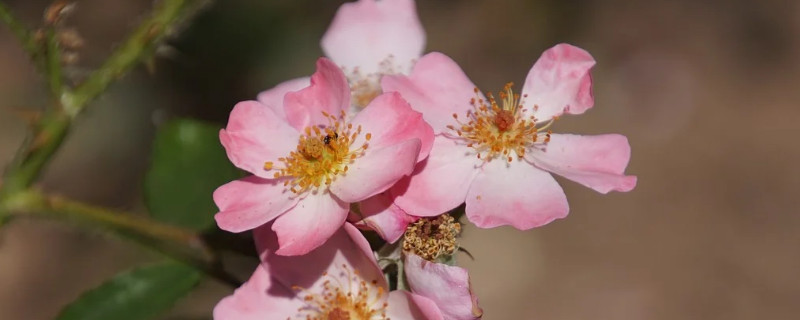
xmin=323 ymin=132 xmax=339 ymax=145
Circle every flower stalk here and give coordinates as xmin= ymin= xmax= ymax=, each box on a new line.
xmin=0 ymin=1 xmax=41 ymax=64
xmin=0 ymin=0 xmax=234 ymax=286
xmin=0 ymin=189 xmax=241 ymax=288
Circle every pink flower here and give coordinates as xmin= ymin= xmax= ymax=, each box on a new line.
xmin=214 ymin=57 xmax=433 ymax=256
xmin=258 ymin=0 xmax=425 ymax=113
xmin=256 ymin=0 xmax=428 ymax=243
xmin=214 ymin=223 xmax=444 ymax=319
xmin=382 ymin=43 xmax=638 ymax=229
xmin=399 ymin=215 xmax=482 ymax=319
xmin=404 ymin=254 xmax=483 ymax=320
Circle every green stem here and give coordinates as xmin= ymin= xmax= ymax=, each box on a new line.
xmin=2 ymin=0 xmax=204 ymax=197
xmin=0 ymin=1 xmax=42 ymax=64
xmin=0 ymin=0 xmax=225 ymax=287
xmin=0 ymin=189 xmax=240 ymax=288
xmin=0 ymin=111 xmax=71 ymax=198
xmin=396 ymin=257 xmax=408 ymax=291
xmin=44 ymin=27 xmax=63 ymax=100
xmin=66 ymin=0 xmax=203 ymax=116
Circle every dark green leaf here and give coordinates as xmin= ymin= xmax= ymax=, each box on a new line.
xmin=144 ymin=119 xmax=240 ymax=230
xmin=56 ymin=261 xmax=202 ymax=320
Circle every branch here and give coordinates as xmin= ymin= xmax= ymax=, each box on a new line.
xmin=0 ymin=189 xmax=241 ymax=288
xmin=0 ymin=1 xmax=42 ymax=63
xmin=1 ymin=0 xmax=206 ymax=197
xmin=66 ymin=0 xmax=205 ymax=116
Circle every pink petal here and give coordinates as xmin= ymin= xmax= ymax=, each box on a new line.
xmin=256 ymin=77 xmax=311 ymax=120
xmin=330 ymin=138 xmax=421 ymax=203
xmin=351 ymin=92 xmax=434 ymax=162
xmin=404 ymin=254 xmax=483 ymax=320
xmin=321 ymin=0 xmax=425 ymax=74
xmin=213 ymin=176 xmax=298 ymax=233
xmin=212 ymin=265 xmax=302 ymax=320
xmin=521 ymin=43 xmax=596 ymax=121
xmin=392 ymin=137 xmax=480 ymax=217
xmin=527 ymin=133 xmax=637 ymax=193
xmin=466 ymin=159 xmax=569 ymax=229
xmin=351 ymin=192 xmax=418 ymax=243
xmin=270 ymin=192 xmax=349 ymax=256
xmin=284 ymin=58 xmax=351 ymax=131
xmin=382 ymin=52 xmax=481 ymax=132
xmin=386 ymin=290 xmax=445 ymax=320
xmin=220 ymin=101 xmax=300 ymax=178
xmin=255 ymin=223 xmax=387 ymax=295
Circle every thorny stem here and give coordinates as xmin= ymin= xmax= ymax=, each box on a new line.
xmin=0 ymin=2 xmax=41 ymax=64
xmin=0 ymin=189 xmax=241 ymax=287
xmin=67 ymin=0 xmax=206 ymax=115
xmin=0 ymin=0 xmax=234 ymax=286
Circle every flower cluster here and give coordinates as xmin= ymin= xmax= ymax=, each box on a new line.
xmin=212 ymin=0 xmax=636 ymax=319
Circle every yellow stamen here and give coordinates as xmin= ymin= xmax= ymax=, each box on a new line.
xmin=448 ymin=82 xmax=556 ymax=163
xmin=266 ymin=111 xmax=370 ymax=195
xmin=290 ymin=264 xmax=388 ymax=320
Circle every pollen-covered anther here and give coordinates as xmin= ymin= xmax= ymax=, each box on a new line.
xmin=267 ymin=111 xmax=371 ymax=195
xmin=402 ymin=214 xmax=461 ymax=261
xmin=291 ymin=265 xmax=388 ymax=320
xmin=345 ymin=56 xmax=398 ymax=110
xmin=447 ymin=82 xmax=557 ymax=162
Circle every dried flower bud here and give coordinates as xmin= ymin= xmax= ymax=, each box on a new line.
xmin=44 ymin=1 xmax=75 ymax=26
xmin=58 ymin=28 xmax=84 ymax=49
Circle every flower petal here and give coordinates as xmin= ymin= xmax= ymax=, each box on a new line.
xmin=212 ymin=265 xmax=302 ymax=320
xmin=382 ymin=52 xmax=480 ymax=132
xmin=392 ymin=137 xmax=480 ymax=217
xmin=385 ymin=290 xmax=445 ymax=320
xmin=284 ymin=58 xmax=351 ymax=131
xmin=466 ymin=159 xmax=568 ymax=229
xmin=330 ymin=138 xmax=421 ymax=203
xmin=220 ymin=101 xmax=300 ymax=178
xmin=321 ymin=0 xmax=425 ymax=74
xmin=256 ymin=77 xmax=311 ymax=120
xmin=527 ymin=133 xmax=637 ymax=193
xmin=255 ymin=223 xmax=387 ymax=296
xmin=351 ymin=91 xmax=434 ymax=161
xmin=521 ymin=43 xmax=595 ymax=121
xmin=404 ymin=254 xmax=483 ymax=320
xmin=270 ymin=192 xmax=349 ymax=256
xmin=214 ymin=176 xmax=298 ymax=233
xmin=351 ymin=192 xmax=418 ymax=243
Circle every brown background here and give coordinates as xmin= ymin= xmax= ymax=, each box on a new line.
xmin=1 ymin=0 xmax=799 ymax=319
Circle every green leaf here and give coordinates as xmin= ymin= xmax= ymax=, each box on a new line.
xmin=56 ymin=261 xmax=202 ymax=320
xmin=144 ymin=119 xmax=240 ymax=230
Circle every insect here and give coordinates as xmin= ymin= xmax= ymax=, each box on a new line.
xmin=323 ymin=132 xmax=339 ymax=145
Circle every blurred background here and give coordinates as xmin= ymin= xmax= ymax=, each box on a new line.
xmin=2 ymin=0 xmax=800 ymax=319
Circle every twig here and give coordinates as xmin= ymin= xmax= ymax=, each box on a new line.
xmin=0 ymin=1 xmax=42 ymax=64
xmin=0 ymin=189 xmax=241 ymax=288
xmin=1 ymin=0 xmax=205 ymax=197
xmin=67 ymin=0 xmax=203 ymax=115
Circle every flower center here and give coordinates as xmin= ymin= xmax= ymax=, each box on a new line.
xmin=292 ymin=264 xmax=388 ymax=320
xmin=344 ymin=56 xmax=402 ymax=110
xmin=347 ymin=70 xmax=382 ymax=110
xmin=446 ymin=82 xmax=557 ymax=163
xmin=264 ymin=111 xmax=371 ymax=194
xmin=402 ymin=214 xmax=461 ymax=261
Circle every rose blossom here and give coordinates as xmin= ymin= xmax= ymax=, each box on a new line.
xmin=382 ymin=43 xmax=638 ymax=229
xmin=258 ymin=0 xmax=425 ymax=114
xmin=257 ymin=0 xmax=429 ymax=243
xmin=213 ymin=57 xmax=432 ymax=256
xmin=214 ymin=223 xmax=444 ymax=319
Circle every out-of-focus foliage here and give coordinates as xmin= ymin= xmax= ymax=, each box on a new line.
xmin=55 ymin=261 xmax=201 ymax=320
xmin=144 ymin=119 xmax=240 ymax=231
